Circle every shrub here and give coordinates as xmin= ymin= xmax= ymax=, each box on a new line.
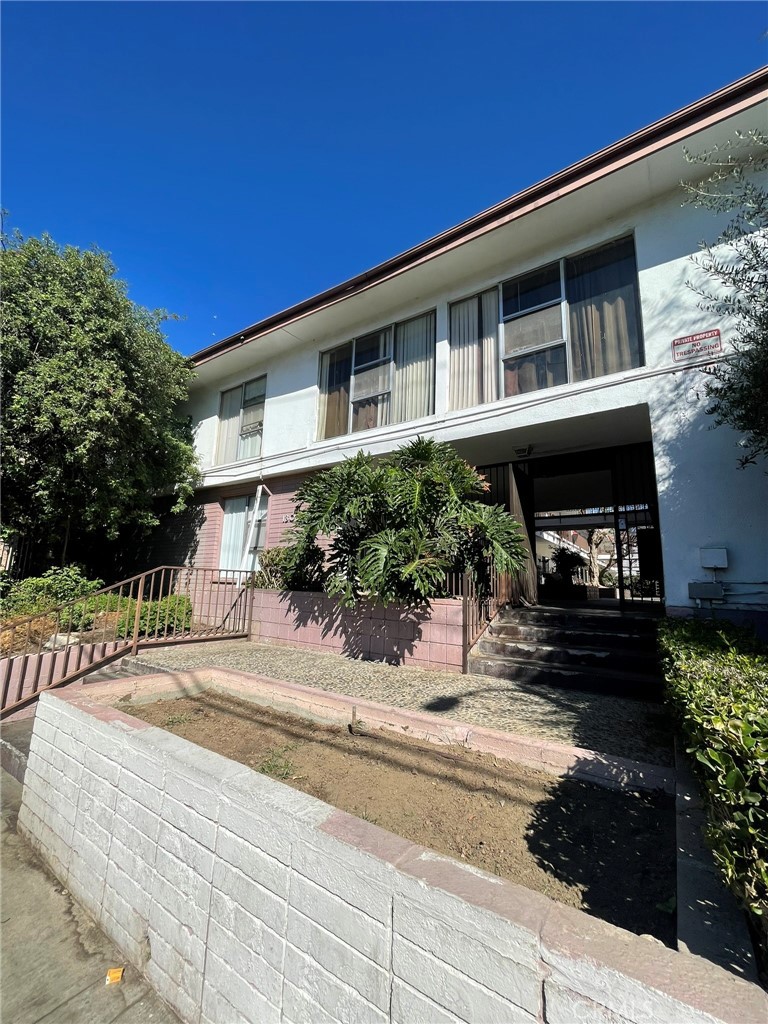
xmin=115 ymin=594 xmax=193 ymax=639
xmin=658 ymin=618 xmax=768 ymax=943
xmin=70 ymin=591 xmax=133 ymax=632
xmin=248 ymin=547 xmax=290 ymax=590
xmin=283 ymin=438 xmax=525 ymax=606
xmin=1 ymin=565 xmax=103 ymax=620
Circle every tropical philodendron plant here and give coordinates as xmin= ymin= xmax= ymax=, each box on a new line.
xmin=281 ymin=437 xmax=526 ymax=607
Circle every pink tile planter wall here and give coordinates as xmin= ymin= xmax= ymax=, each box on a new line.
xmin=248 ymin=589 xmax=465 ymax=671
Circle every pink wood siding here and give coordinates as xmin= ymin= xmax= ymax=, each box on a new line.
xmin=142 ymin=499 xmax=223 ymax=569
xmin=264 ymin=473 xmax=309 ymax=549
xmin=195 ymin=502 xmax=223 ymax=567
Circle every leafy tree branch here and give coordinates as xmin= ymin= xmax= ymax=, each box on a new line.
xmin=683 ymin=129 xmax=768 ymax=468
xmin=0 ymin=231 xmax=199 ymax=564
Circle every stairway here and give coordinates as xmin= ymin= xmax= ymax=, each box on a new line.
xmin=0 ymin=658 xmax=167 ymax=785
xmin=79 ymin=655 xmax=167 ymax=687
xmin=468 ymin=603 xmax=663 ymax=701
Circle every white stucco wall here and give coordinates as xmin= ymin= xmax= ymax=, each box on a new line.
xmin=189 ymin=186 xmax=739 ymax=476
xmin=183 ymin=150 xmax=767 ymax=616
xmin=634 ymin=187 xmax=768 ymax=615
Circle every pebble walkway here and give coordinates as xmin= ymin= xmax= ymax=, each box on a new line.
xmin=134 ymin=640 xmax=674 ymax=766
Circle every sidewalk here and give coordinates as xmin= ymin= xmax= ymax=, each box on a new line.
xmin=1 ymin=769 xmax=177 ymax=1024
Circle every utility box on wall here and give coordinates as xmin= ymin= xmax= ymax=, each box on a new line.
xmin=700 ymin=547 xmax=728 ymax=569
xmin=688 ymin=581 xmax=725 ymax=600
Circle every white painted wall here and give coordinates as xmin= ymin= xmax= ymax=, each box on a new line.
xmin=184 ymin=162 xmax=767 ymax=616
xmin=189 ymin=187 xmax=736 ymax=476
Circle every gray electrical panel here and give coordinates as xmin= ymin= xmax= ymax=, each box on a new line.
xmin=688 ymin=581 xmax=725 ymax=600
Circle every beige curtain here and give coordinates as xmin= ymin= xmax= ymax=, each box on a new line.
xmin=392 ymin=311 xmax=435 ymax=423
xmin=319 ymin=342 xmax=352 ymax=439
xmin=449 ymin=297 xmax=479 ymax=410
xmin=449 ymin=288 xmax=498 ymax=410
xmin=567 ymin=238 xmax=641 ymax=382
xmin=215 ymin=386 xmax=241 ymax=465
xmin=481 ymin=288 xmax=499 ymax=405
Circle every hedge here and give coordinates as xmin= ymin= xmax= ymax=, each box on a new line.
xmin=658 ymin=618 xmax=767 ymax=943
xmin=69 ymin=593 xmax=193 ymax=638
xmin=0 ymin=565 xmax=103 ymax=620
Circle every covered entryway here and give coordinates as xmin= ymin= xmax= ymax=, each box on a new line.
xmin=474 ymin=437 xmax=664 ymax=611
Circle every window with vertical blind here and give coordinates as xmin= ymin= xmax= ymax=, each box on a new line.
xmin=449 ymin=288 xmax=499 ymax=410
xmin=318 ymin=311 xmax=435 ymax=440
xmin=219 ymin=490 xmax=269 ymax=573
xmin=215 ymin=376 xmax=267 ymax=465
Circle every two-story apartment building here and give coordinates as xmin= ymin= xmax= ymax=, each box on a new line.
xmin=156 ymin=69 xmax=768 ymax=627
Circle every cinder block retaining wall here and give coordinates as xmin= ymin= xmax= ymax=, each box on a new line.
xmin=249 ymin=590 xmax=465 ymax=671
xmin=19 ymin=692 xmax=767 ymax=1024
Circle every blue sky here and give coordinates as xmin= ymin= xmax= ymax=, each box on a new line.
xmin=3 ymin=2 xmax=766 ymax=356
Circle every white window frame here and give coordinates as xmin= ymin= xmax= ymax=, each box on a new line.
xmin=219 ymin=487 xmax=270 ymax=575
xmin=215 ymin=374 xmax=267 ymax=465
xmin=498 ymin=261 xmax=569 ymax=395
xmin=497 ymin=233 xmax=642 ymax=396
xmin=318 ymin=310 xmax=435 ymax=440
xmin=349 ymin=328 xmax=393 ymax=435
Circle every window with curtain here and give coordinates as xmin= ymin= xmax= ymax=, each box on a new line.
xmin=449 ymin=289 xmax=499 ymax=410
xmin=566 ymin=237 xmax=643 ymax=382
xmin=215 ymin=375 xmax=267 ymax=465
xmin=317 ymin=311 xmax=435 ymax=440
xmin=219 ymin=490 xmax=269 ymax=573
xmin=499 ymin=236 xmax=643 ymax=398
xmin=351 ymin=328 xmax=392 ymax=433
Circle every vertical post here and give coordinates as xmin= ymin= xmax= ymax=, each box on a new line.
xmin=247 ymin=573 xmax=256 ymax=639
xmin=131 ymin=573 xmax=147 ymax=656
xmin=461 ymin=571 xmax=469 ymax=675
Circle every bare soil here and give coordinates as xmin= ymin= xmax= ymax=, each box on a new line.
xmin=128 ymin=690 xmax=676 ymax=945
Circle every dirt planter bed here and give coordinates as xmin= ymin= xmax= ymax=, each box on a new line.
xmin=17 ymin=678 xmax=768 ymax=1024
xmin=128 ymin=688 xmax=677 ymax=945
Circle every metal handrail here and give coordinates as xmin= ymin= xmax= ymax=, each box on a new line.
xmin=0 ymin=565 xmax=255 ymax=717
xmin=446 ymin=560 xmax=518 ymax=673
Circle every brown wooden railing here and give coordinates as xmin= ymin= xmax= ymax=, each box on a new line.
xmin=0 ymin=566 xmax=254 ymax=717
xmin=446 ymin=561 xmax=524 ymax=673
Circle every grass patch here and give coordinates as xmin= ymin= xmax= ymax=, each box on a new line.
xmin=165 ymin=712 xmax=194 ymax=728
xmin=257 ymin=746 xmax=298 ymax=780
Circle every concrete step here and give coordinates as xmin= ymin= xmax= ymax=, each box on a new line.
xmin=488 ymin=621 xmax=657 ymax=652
xmin=0 ymin=718 xmax=34 ymax=784
xmin=467 ymin=653 xmax=663 ymax=701
xmin=498 ymin=605 xmax=660 ymax=635
xmin=476 ymin=635 xmax=660 ymax=673
xmin=82 ymin=656 xmax=167 ymax=686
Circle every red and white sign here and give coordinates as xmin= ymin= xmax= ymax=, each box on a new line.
xmin=672 ymin=329 xmax=722 ymax=362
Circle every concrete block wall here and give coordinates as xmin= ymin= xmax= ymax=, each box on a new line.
xmin=18 ymin=691 xmax=768 ymax=1024
xmin=249 ymin=589 xmax=465 ymax=671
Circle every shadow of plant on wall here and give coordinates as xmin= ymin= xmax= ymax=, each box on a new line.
xmin=127 ymin=500 xmax=207 ymax=576
xmin=280 ymin=590 xmax=432 ymax=664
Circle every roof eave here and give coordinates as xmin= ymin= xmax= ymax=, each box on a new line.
xmin=191 ymin=65 xmax=768 ymax=368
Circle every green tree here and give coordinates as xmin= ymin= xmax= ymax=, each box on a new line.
xmin=283 ymin=437 xmax=526 ymax=606
xmin=684 ymin=129 xmax=768 ymax=467
xmin=0 ymin=231 xmax=199 ymax=563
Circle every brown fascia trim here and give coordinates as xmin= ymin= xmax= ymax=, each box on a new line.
xmin=192 ymin=66 xmax=768 ymax=368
